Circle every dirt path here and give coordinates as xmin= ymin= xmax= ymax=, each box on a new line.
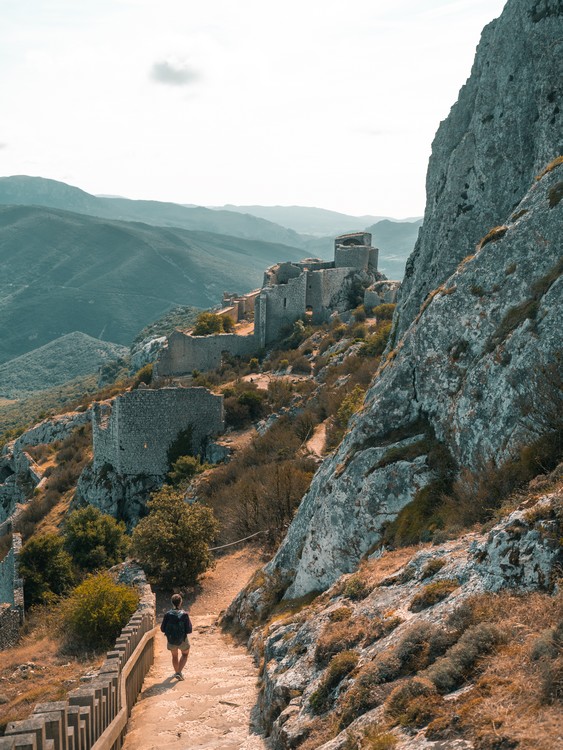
xmin=305 ymin=420 xmax=327 ymax=457
xmin=122 ymin=549 xmax=266 ymax=750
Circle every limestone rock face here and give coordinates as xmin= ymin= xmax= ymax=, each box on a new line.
xmin=257 ymin=163 xmax=562 ymax=599
xmin=395 ymin=0 xmax=562 ymax=338
xmin=0 ymin=410 xmax=91 ymax=524
xmin=73 ymin=464 xmax=161 ymax=529
xmin=242 ymin=489 xmax=561 ymax=749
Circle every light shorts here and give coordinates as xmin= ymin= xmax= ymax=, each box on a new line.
xmin=167 ymin=638 xmax=190 ymax=652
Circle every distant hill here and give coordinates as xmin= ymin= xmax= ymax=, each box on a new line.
xmin=215 ymin=204 xmax=402 ymax=236
xmin=0 ymin=204 xmax=307 ymax=364
xmin=297 ymin=218 xmax=422 ymax=280
xmin=0 ymin=332 xmax=127 ymax=398
xmin=0 ymin=176 xmax=306 ymax=248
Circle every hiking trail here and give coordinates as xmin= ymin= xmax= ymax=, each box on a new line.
xmin=122 ymin=548 xmax=266 ymax=750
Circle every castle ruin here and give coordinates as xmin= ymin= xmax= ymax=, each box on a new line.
xmin=92 ymin=387 xmax=224 ymax=477
xmin=156 ymin=232 xmax=395 ymax=377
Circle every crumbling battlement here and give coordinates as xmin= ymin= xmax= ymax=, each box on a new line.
xmin=155 ymin=330 xmax=256 ymax=378
xmin=155 ymin=231 xmax=393 ymax=372
xmin=92 ymin=387 xmax=224 ymax=476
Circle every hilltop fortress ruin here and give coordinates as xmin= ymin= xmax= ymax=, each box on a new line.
xmin=71 ymin=232 xmax=400 ymax=521
xmin=155 ymin=232 xmax=400 ymax=377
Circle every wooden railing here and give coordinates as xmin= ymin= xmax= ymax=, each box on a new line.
xmin=0 ymin=610 xmax=157 ymax=750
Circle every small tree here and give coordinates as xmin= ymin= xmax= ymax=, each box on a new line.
xmin=63 ymin=506 xmax=129 ymax=571
xmin=192 ymin=312 xmax=224 ymax=336
xmin=62 ymin=572 xmax=138 ymax=650
xmin=130 ymin=486 xmax=218 ymax=588
xmin=18 ymin=534 xmax=75 ymax=608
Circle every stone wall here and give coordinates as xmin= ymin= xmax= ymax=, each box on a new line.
xmin=0 ymin=603 xmax=20 ymax=650
xmin=92 ymin=387 xmax=224 ymax=476
xmin=255 ymin=272 xmax=308 ymax=347
xmin=155 ymin=330 xmax=257 ymax=377
xmin=334 ymin=245 xmax=378 ymax=272
xmin=0 ymin=533 xmax=24 ymax=648
xmin=364 ymin=280 xmax=401 ymax=307
xmin=306 ymin=267 xmax=354 ymax=323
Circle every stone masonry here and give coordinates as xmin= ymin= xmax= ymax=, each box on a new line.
xmin=156 ymin=232 xmax=393 ymax=375
xmin=92 ymin=387 xmax=224 ymax=477
xmin=0 ymin=532 xmax=24 ymax=649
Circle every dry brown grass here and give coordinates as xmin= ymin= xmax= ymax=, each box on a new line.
xmin=0 ymin=608 xmax=103 ymax=733
xmin=423 ymin=590 xmax=563 ymax=748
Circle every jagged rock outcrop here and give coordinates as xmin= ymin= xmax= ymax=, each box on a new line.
xmin=72 ymin=464 xmax=161 ymax=529
xmin=0 ymin=410 xmax=91 ymax=523
xmin=395 ymin=0 xmax=562 ymax=338
xmin=246 ymin=162 xmax=561 ymax=599
xmin=235 ymin=487 xmax=562 ymax=749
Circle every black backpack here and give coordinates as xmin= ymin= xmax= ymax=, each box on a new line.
xmin=164 ymin=609 xmax=186 ymax=645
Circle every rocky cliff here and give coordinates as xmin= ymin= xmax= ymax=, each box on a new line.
xmin=230 ymin=0 xmax=563 ymax=603
xmin=395 ymin=0 xmax=562 ymax=338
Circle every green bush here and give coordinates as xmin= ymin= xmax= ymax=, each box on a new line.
xmin=130 ymin=486 xmax=218 ymax=587
xmin=343 ymin=575 xmax=371 ymax=601
xmin=132 ymin=363 xmax=153 ymax=388
xmin=168 ymin=455 xmax=208 ymax=486
xmin=372 ymin=303 xmax=396 ymax=320
xmin=192 ymin=312 xmax=226 ymax=336
xmin=62 ymin=572 xmax=138 ymax=650
xmin=63 ymin=506 xmax=128 ymax=571
xmin=19 ymin=534 xmax=75 ymax=608
xmin=310 ymin=650 xmax=359 ymax=714
xmin=360 ymin=322 xmax=392 ymax=357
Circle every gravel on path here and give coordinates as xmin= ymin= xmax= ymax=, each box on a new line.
xmin=122 ymin=548 xmax=267 ymax=750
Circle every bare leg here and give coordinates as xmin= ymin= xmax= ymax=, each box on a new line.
xmin=170 ymin=648 xmax=180 ymax=673
xmin=178 ymin=648 xmax=190 ymax=674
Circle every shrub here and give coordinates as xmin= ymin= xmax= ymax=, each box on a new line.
xmin=309 ymin=650 xmax=359 ymax=714
xmin=337 ymin=661 xmax=396 ymax=729
xmin=192 ymin=312 xmax=226 ymax=336
xmin=63 ymin=507 xmax=128 ymax=571
xmin=168 ymin=455 xmax=208 ymax=486
xmin=420 ymin=558 xmax=446 ymax=580
xmin=130 ymin=486 xmax=218 ymax=587
xmin=315 ymin=618 xmax=368 ymax=666
xmin=225 ymin=389 xmax=266 ymax=428
xmin=167 ymin=426 xmax=194 ymax=467
xmin=18 ymin=534 xmax=75 ymax=608
xmin=132 ymin=363 xmax=153 ymax=388
xmin=409 ymin=579 xmax=459 ymax=612
xmin=343 ymin=575 xmax=371 ymax=601
xmin=249 ymin=357 xmax=260 ymax=372
xmin=372 ymin=303 xmax=396 ymax=321
xmin=291 ymin=355 xmax=312 ymax=374
xmin=360 ymin=322 xmax=392 ymax=357
xmin=353 ymin=305 xmax=367 ymax=322
xmin=385 ymin=677 xmax=437 ymax=722
xmin=62 ymin=572 xmax=138 ymax=650
xmin=425 ymin=623 xmax=501 ymax=693
xmin=394 ymin=621 xmax=454 ymax=674
xmin=329 ymin=607 xmax=352 ymax=622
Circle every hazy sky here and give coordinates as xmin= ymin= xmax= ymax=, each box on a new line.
xmin=1 ymin=0 xmax=507 ymax=217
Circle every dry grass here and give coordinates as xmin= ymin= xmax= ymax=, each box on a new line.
xmin=0 ymin=608 xmax=103 ymax=733
xmin=423 ymin=590 xmax=563 ymax=748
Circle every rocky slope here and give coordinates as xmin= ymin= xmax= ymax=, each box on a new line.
xmin=245 ymin=161 xmax=561 ymax=600
xmin=227 ymin=479 xmax=562 ymax=749
xmin=395 ymin=0 xmax=562 ymax=338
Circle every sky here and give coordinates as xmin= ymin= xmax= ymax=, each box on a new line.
xmin=0 ymin=0 xmax=507 ymax=218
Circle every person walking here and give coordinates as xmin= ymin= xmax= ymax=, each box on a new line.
xmin=161 ymin=593 xmax=192 ymax=680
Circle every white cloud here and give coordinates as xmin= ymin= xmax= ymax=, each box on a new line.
xmin=151 ymin=60 xmax=200 ymax=86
